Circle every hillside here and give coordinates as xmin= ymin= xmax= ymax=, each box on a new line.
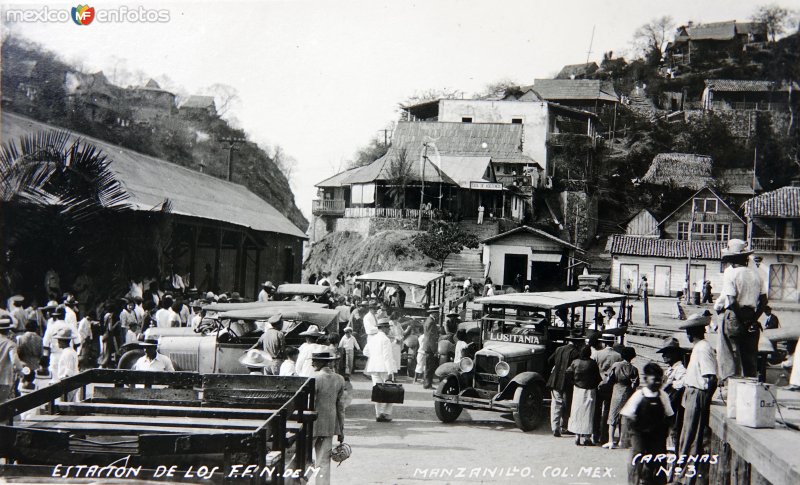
xmin=0 ymin=34 xmax=308 ymax=231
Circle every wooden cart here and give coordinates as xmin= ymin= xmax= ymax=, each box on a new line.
xmin=0 ymin=369 xmax=316 ymax=484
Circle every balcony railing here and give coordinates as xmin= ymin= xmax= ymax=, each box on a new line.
xmin=751 ymin=238 xmax=800 ymax=252
xmin=312 ymin=199 xmax=345 ymax=216
xmin=709 ymin=101 xmax=789 ymax=112
xmin=344 ymin=207 xmax=443 ymax=220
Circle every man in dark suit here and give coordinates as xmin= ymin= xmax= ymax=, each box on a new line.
xmin=547 ymin=336 xmax=579 ymax=437
xmin=311 ymin=351 xmax=346 ymax=485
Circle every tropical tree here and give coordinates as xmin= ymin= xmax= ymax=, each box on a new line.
xmin=385 ymin=148 xmax=414 ymax=208
xmin=412 ymin=221 xmax=480 ymax=271
xmin=751 ymin=4 xmax=791 ymax=42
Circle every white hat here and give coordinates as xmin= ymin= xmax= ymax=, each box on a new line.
xmin=239 ymin=349 xmax=272 ymax=368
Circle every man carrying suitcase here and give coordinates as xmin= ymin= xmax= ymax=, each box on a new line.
xmin=364 ymin=317 xmax=399 ymax=422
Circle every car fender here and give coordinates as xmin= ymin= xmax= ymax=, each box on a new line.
xmin=435 ymin=362 xmax=459 ymax=378
xmin=496 ymin=371 xmax=545 ymax=401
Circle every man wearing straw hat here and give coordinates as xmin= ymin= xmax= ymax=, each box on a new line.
xmin=295 ymin=325 xmax=327 ymax=378
xmin=0 ymin=317 xmax=23 ymax=403
xmin=675 ymin=312 xmax=717 ymax=485
xmin=132 ymin=337 xmax=175 ymax=372
xmin=718 ymin=239 xmax=767 ymax=379
xmin=310 ymin=351 xmax=345 ymax=485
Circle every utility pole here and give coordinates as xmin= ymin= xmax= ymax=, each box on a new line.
xmin=418 ymin=143 xmax=428 ymax=230
xmin=219 ymin=137 xmax=246 ymax=181
xmin=585 ymin=25 xmax=595 ymax=64
xmin=378 ymin=129 xmax=392 ymax=148
xmin=686 ymin=201 xmax=696 ymax=305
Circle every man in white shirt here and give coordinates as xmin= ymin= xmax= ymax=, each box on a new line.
xmin=719 ymin=239 xmax=767 ymax=379
xmin=363 ymin=319 xmax=398 ymax=422
xmin=675 ymin=312 xmax=717 ymax=485
xmin=362 ymin=301 xmax=379 ymax=337
xmin=132 ymin=338 xmax=175 ymax=371
xmin=258 ymin=281 xmax=274 ymax=303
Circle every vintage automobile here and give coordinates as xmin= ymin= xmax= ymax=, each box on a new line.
xmin=355 ymin=271 xmax=446 ymax=318
xmin=274 ymin=283 xmax=333 ymax=306
xmin=433 ymin=291 xmax=629 ymax=431
xmin=118 ymin=304 xmax=338 ymax=373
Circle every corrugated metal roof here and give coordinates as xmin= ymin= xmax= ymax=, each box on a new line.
xmin=438 ymin=156 xmax=492 ymax=188
xmin=743 ymin=186 xmax=800 ymax=218
xmin=1 ymin=112 xmax=307 ymax=239
xmin=526 ymin=79 xmax=619 ymax=102
xmin=345 ymin=152 xmax=456 ymax=185
xmin=315 ymin=165 xmax=368 ymax=188
xmin=606 ymin=235 xmax=726 ymax=259
xmin=482 ymin=225 xmax=583 ymax=252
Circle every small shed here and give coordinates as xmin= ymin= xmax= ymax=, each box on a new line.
xmin=481 ymin=226 xmax=583 ymax=290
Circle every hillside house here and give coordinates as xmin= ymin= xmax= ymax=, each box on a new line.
xmin=744 ymin=185 xmax=800 ymax=302
xmin=702 ymin=79 xmax=796 ymax=113
xmin=607 ymin=187 xmax=746 ymax=296
xmin=402 ymin=97 xmax=598 ymax=179
xmin=482 ymin=226 xmax=584 ymax=289
xmin=666 ymin=21 xmax=768 ymax=66
xmin=506 ymin=79 xmax=619 ymax=130
xmin=66 ymin=71 xmax=129 ymax=125
xmin=180 ymin=95 xmax=217 ymax=118
xmin=1 ymin=60 xmax=38 ymax=114
xmin=125 ymin=79 xmax=176 ymax=124
xmin=556 ymin=62 xmax=599 ymax=80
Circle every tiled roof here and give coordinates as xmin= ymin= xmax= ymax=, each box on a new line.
xmin=641 ymin=153 xmax=713 ymax=189
xmin=2 ymin=112 xmax=307 ymax=239
xmin=524 ymin=79 xmax=619 ymax=102
xmin=606 ymin=235 xmax=726 ymax=259
xmin=743 ymin=186 xmax=800 ymax=218
xmin=705 ymin=79 xmax=776 ymax=92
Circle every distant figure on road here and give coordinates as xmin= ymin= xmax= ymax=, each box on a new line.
xmin=701 ymin=280 xmax=713 ymax=303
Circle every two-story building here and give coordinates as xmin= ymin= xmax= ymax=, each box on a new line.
xmin=124 ymin=79 xmax=176 ymax=124
xmin=702 ymin=79 xmax=796 ymax=113
xmin=607 ymin=187 xmax=746 ymax=296
xmin=744 ymin=185 xmax=800 ymax=302
xmin=666 ymin=20 xmax=768 ymax=66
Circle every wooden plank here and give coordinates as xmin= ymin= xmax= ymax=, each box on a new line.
xmin=92 ymin=386 xmax=198 ymax=402
xmin=22 ymin=414 xmax=266 ymax=430
xmin=19 ymin=420 xmax=245 ymax=435
xmin=55 ymin=401 xmax=279 ymax=419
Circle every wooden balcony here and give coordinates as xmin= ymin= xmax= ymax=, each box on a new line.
xmin=343 ymin=207 xmax=443 ymax=219
xmin=312 ymin=199 xmax=345 ymax=216
xmin=751 ymin=238 xmax=800 ymax=253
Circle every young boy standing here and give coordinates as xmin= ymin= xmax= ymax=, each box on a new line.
xmin=337 ymin=327 xmax=361 ymax=379
xmin=621 ymin=363 xmax=674 ymax=485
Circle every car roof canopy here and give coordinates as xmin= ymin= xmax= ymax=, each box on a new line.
xmin=218 ymin=306 xmax=339 ymax=329
xmin=275 ymin=284 xmax=331 ymax=296
xmin=476 ymin=291 xmax=625 ymax=310
xmin=202 ymin=301 xmax=327 ymax=312
xmin=356 ymin=271 xmax=445 ymax=287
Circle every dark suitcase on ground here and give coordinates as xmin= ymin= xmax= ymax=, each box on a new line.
xmin=371 ymin=383 xmax=405 ymax=403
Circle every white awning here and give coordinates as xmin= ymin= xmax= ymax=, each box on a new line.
xmin=530 ymin=253 xmax=563 ymax=263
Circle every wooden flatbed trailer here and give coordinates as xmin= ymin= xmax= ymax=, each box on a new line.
xmin=0 ymin=369 xmax=316 ymax=484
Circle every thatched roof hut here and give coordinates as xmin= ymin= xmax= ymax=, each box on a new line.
xmin=641 ymin=153 xmax=713 ymax=190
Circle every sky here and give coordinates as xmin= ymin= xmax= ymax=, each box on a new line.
xmin=0 ymin=0 xmax=787 ymax=222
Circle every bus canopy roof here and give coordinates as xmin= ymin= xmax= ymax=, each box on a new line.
xmin=218 ymin=307 xmax=339 ymax=329
xmin=476 ymin=291 xmax=625 ymax=310
xmin=356 ymin=271 xmax=445 ymax=287
xmin=275 ymin=284 xmax=331 ymax=296
xmin=202 ymin=301 xmax=327 ymax=312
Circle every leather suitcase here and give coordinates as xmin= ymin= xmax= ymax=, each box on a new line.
xmin=371 ymin=383 xmax=405 ymax=404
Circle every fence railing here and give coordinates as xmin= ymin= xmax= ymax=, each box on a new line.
xmin=710 ymin=101 xmax=789 ymax=112
xmin=751 ymin=237 xmax=800 ymax=252
xmin=344 ymin=207 xmax=444 ymax=220
xmin=312 ymin=199 xmax=345 ymax=216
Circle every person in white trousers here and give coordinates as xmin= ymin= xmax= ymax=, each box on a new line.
xmin=363 ymin=317 xmax=398 ymax=422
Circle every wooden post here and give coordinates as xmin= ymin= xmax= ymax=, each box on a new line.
xmin=214 ymin=229 xmax=222 ymax=291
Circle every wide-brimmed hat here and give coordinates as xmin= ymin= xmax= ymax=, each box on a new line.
xmin=368 ymin=299 xmax=379 ymax=308
xmin=9 ymin=295 xmax=24 ymax=303
xmin=603 ymin=306 xmax=616 ymax=315
xmin=721 ymin=239 xmax=753 ymax=259
xmin=377 ymin=317 xmax=390 ymax=327
xmin=0 ymin=317 xmax=13 ymax=331
xmin=262 ymin=281 xmax=275 ymax=288
xmin=140 ymin=337 xmax=159 ymax=347
xmin=311 ymin=351 xmax=338 ymax=361
xmin=446 ymin=311 xmax=460 ymax=317
xmin=656 ymin=337 xmax=686 ymax=354
xmin=239 ymin=349 xmax=271 ymax=368
xmin=299 ymin=325 xmax=324 ymax=337
xmin=205 ymin=291 xmax=216 ymax=299
xmin=679 ymin=312 xmax=712 ymax=330
xmin=600 ymin=333 xmax=616 ymax=344
xmin=54 ymin=327 xmax=76 ymax=341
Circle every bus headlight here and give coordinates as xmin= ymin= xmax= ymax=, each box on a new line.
xmin=459 ymin=357 xmax=474 ymax=373
xmin=495 ymin=361 xmax=510 ymax=377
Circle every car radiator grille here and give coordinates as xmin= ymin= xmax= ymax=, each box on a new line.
xmin=168 ymin=351 xmax=199 ymax=371
xmin=475 ymin=355 xmax=497 ymax=374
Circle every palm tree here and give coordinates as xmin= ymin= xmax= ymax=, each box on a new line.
xmin=1 ymin=129 xmax=129 ymax=302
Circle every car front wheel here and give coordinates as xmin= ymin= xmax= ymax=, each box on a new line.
xmin=434 ymin=379 xmax=462 ymax=423
xmin=512 ymin=384 xmax=543 ymax=431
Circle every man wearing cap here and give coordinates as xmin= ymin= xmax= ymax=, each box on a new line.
xmin=0 ymin=318 xmax=23 ymax=403
xmin=422 ymin=307 xmax=440 ymax=389
xmin=719 ymin=239 xmax=767 ymax=379
xmin=675 ymin=312 xmax=717 ymax=485
xmin=547 ymin=334 xmax=580 ymax=437
xmin=250 ymin=314 xmax=285 ymax=375
xmin=132 ymin=338 xmax=175 ymax=372
xmin=295 ymin=325 xmax=327 ymax=378
xmin=310 ymin=351 xmax=345 ymax=485
xmin=364 ymin=318 xmax=399 ymax=421
xmin=258 ymin=281 xmax=274 ymax=303
xmin=658 ymin=338 xmax=686 ymax=451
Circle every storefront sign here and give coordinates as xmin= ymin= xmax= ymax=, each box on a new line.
xmin=777 ymin=254 xmax=794 ymax=263
xmin=470 ymin=181 xmax=502 ymax=191
xmin=487 ymin=332 xmax=540 ymax=344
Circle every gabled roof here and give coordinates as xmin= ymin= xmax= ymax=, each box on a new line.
xmin=555 ymin=62 xmax=599 ymax=80
xmin=2 ymin=112 xmax=306 ymax=239
xmin=180 ymin=95 xmax=216 ymax=110
xmin=482 ymin=225 xmax=584 ymax=252
xmin=705 ymin=79 xmax=777 ymax=92
xmin=315 ymin=165 xmax=368 ymax=188
xmin=345 ymin=151 xmax=456 ymax=185
xmin=641 ymin=153 xmax=714 ymax=189
xmin=525 ymin=79 xmax=619 ymax=102
xmin=681 ymin=21 xmax=738 ymax=41
xmin=657 ymin=187 xmax=746 ymax=226
xmin=606 ymin=235 xmax=726 ymax=260
xmin=144 ymin=79 xmax=160 ymax=89
xmin=743 ymin=186 xmax=800 ymax=218
xmin=438 ymin=156 xmax=493 ymax=188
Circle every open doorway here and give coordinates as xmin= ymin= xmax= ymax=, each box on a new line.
xmin=503 ymin=254 xmax=527 ymax=288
